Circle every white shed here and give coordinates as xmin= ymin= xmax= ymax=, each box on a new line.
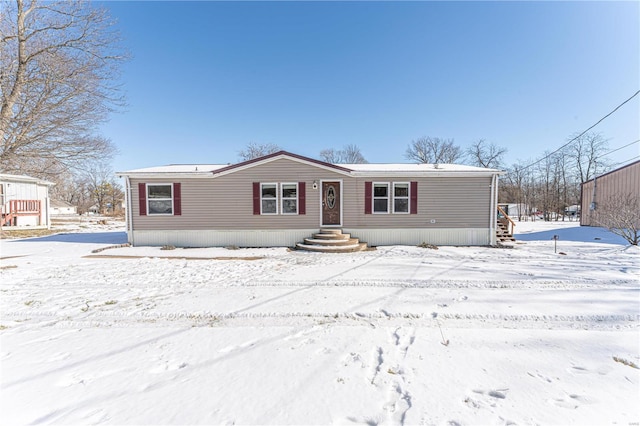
xmin=51 ymin=199 xmax=78 ymax=216
xmin=0 ymin=174 xmax=54 ymax=229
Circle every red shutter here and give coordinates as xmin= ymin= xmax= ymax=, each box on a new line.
xmin=173 ymin=183 xmax=181 ymax=215
xmin=138 ymin=183 xmax=147 ymax=216
xmin=364 ymin=181 xmax=372 ymax=214
xmin=253 ymin=182 xmax=260 ymax=215
xmin=298 ymin=182 xmax=306 ymax=215
xmin=410 ymin=181 xmax=418 ymax=214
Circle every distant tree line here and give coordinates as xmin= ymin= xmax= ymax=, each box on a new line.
xmin=500 ymin=132 xmax=610 ymax=222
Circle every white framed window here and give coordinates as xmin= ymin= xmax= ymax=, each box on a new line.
xmin=281 ymin=183 xmax=298 ymax=215
xmin=147 ymin=184 xmax=173 ymax=215
xmin=393 ymin=182 xmax=410 ymax=214
xmin=373 ymin=183 xmax=390 ymax=214
xmin=261 ymin=183 xmax=278 ymax=215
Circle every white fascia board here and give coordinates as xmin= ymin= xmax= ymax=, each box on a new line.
xmin=116 ymin=172 xmax=214 ymax=179
xmin=0 ymin=174 xmax=55 ymax=186
xmin=350 ymin=170 xmax=505 ymax=178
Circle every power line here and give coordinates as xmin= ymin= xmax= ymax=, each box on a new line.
xmin=610 ymin=155 xmax=640 ymax=169
xmin=521 ymin=89 xmax=640 ymax=171
xmin=600 ymin=139 xmax=640 ymax=158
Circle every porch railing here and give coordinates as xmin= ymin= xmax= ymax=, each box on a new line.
xmin=497 ymin=205 xmax=516 ymax=235
xmin=1 ymin=199 xmax=42 ymax=227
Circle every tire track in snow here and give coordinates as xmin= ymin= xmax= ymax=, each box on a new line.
xmin=2 ymin=310 xmax=638 ymax=330
xmin=3 ymin=277 xmax=636 ymax=292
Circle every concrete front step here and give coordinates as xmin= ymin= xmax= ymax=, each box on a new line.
xmin=296 ymin=229 xmax=370 ymax=253
xmin=318 ymin=228 xmax=343 ymax=234
xmin=295 ymin=242 xmax=369 ymax=253
xmin=313 ymin=232 xmax=351 ymax=240
xmin=304 ymin=237 xmax=360 ymax=246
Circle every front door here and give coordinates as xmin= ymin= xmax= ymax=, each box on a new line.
xmin=322 ymin=181 xmax=341 ymax=226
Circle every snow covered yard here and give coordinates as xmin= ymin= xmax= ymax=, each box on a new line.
xmin=1 ymin=221 xmax=638 ymax=425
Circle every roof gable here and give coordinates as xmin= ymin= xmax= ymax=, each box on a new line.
xmin=211 ymin=151 xmax=353 ymax=177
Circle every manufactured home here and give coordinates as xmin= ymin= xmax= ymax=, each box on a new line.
xmin=0 ymin=173 xmax=54 ymax=229
xmin=118 ymin=151 xmax=504 ymax=249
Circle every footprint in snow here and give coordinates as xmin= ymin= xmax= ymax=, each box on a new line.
xmin=343 ymin=352 xmax=365 ymax=368
xmin=149 ymin=361 xmax=188 ymax=374
xmin=568 ymin=365 xmax=588 ymax=374
xmin=55 ymin=374 xmax=86 ymax=387
xmin=527 ymin=371 xmax=552 ymax=383
xmin=469 ymin=388 xmax=509 ymax=403
xmin=290 ymin=337 xmax=315 ymax=350
xmin=48 ymin=352 xmax=71 ymax=362
xmin=218 ymin=339 xmax=257 ymax=354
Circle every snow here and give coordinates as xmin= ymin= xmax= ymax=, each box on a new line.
xmin=119 ymin=162 xmax=499 ymax=177
xmin=118 ymin=164 xmax=228 ymax=174
xmin=341 ymin=163 xmax=500 ymax=173
xmin=1 ymin=220 xmax=638 ymax=425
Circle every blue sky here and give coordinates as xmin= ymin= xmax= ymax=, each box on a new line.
xmin=100 ymin=1 xmax=640 ymax=172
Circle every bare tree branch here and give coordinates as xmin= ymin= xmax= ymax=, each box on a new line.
xmin=319 ymin=144 xmax=367 ymax=164
xmin=466 ymin=139 xmax=507 ymax=169
xmin=237 ymin=142 xmax=281 ymax=161
xmin=569 ymin=132 xmax=610 ymax=183
xmin=0 ymin=0 xmax=127 ymax=176
xmin=405 ymin=136 xmax=463 ymax=164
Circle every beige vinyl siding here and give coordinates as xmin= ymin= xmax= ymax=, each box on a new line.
xmin=581 ymin=161 xmax=640 ymax=226
xmin=130 ymin=158 xmax=348 ymax=231
xmin=130 ymin=158 xmax=494 ymax=233
xmin=347 ymin=176 xmax=492 ymax=228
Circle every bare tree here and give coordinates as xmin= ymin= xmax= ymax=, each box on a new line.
xmin=78 ymin=157 xmax=114 ymax=214
xmin=570 ymin=132 xmax=609 ymax=183
xmin=501 ymin=161 xmax=537 ymax=221
xmin=466 ymin=139 xmax=507 ymax=169
xmin=592 ymin=193 xmax=640 ymax=245
xmin=405 ymin=137 xmax=463 ymax=164
xmin=0 ymin=0 xmax=126 ymax=176
xmin=319 ymin=144 xmax=367 ymax=164
xmin=107 ymin=178 xmax=124 ymax=214
xmin=238 ymin=142 xmax=281 ymax=161
xmin=50 ymin=168 xmax=79 ymax=203
xmin=51 ymin=170 xmax=93 ymax=213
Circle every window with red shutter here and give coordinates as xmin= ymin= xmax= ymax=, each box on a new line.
xmin=410 ymin=181 xmax=418 ymax=214
xmin=298 ymin=182 xmax=306 ymax=215
xmin=173 ymin=183 xmax=181 ymax=216
xmin=252 ymin=182 xmax=260 ymax=215
xmin=138 ymin=183 xmax=147 ymax=216
xmin=364 ymin=181 xmax=372 ymax=214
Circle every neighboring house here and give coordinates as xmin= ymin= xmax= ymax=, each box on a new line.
xmin=0 ymin=173 xmax=54 ymax=229
xmin=50 ymin=200 xmax=78 ymax=216
xmin=564 ymin=205 xmax=580 ymax=219
xmin=498 ymin=203 xmax=532 ymax=219
xmin=118 ymin=151 xmax=503 ymax=248
xmin=580 ymin=160 xmax=640 ymax=227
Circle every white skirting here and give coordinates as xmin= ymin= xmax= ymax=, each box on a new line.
xmin=130 ymin=228 xmax=493 ymax=247
xmin=344 ymin=228 xmax=492 ymax=246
